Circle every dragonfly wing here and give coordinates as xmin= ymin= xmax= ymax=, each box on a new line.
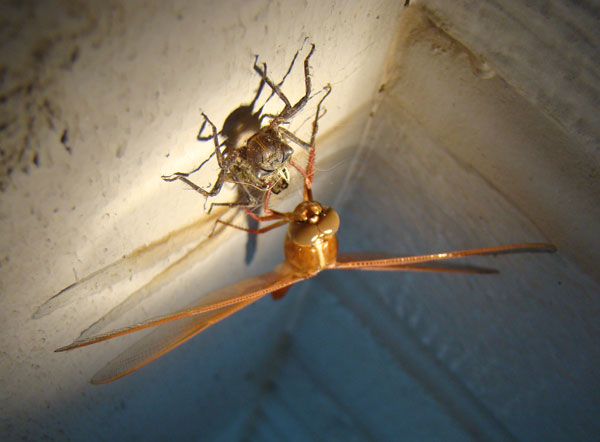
xmin=57 ymin=262 xmax=303 ymax=351
xmin=91 ymin=297 xmax=256 ymax=384
xmin=56 ymin=263 xmax=306 ymax=383
xmin=34 ymin=214 xmax=224 ymax=319
xmin=335 ymin=253 xmax=497 ymax=274
xmin=335 ymin=244 xmax=556 ymax=270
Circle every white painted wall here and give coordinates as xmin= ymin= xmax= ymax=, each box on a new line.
xmin=1 ymin=1 xmax=403 ymax=440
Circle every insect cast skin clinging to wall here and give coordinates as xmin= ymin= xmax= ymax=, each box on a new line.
xmin=162 ymin=41 xmax=329 ymax=217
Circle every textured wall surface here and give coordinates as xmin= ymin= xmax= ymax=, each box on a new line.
xmin=1 ymin=1 xmax=598 ymax=441
xmin=0 ymin=0 xmax=402 ymax=440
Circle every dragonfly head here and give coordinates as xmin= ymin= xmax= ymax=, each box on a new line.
xmin=284 ymin=201 xmax=340 ymax=274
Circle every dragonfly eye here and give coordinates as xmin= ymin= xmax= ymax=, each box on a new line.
xmin=288 ymin=206 xmax=340 ymax=247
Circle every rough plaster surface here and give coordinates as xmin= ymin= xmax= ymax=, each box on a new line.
xmin=1 ymin=0 xmax=402 ymax=440
xmin=1 ymin=0 xmax=599 ymax=441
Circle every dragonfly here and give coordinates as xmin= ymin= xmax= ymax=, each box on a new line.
xmin=56 ymin=83 xmax=556 ymax=384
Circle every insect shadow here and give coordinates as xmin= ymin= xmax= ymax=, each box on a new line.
xmin=56 ymin=84 xmax=557 ymax=385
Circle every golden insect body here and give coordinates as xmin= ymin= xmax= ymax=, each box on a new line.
xmin=56 ymin=78 xmax=556 ymax=385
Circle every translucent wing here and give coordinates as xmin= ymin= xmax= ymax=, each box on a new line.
xmin=90 ymin=297 xmax=254 ymax=384
xmin=33 ymin=213 xmax=224 ymax=319
xmin=335 ymin=253 xmax=497 ymax=273
xmin=334 ymin=243 xmax=556 ymax=271
xmin=56 ymin=262 xmax=307 ymax=384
